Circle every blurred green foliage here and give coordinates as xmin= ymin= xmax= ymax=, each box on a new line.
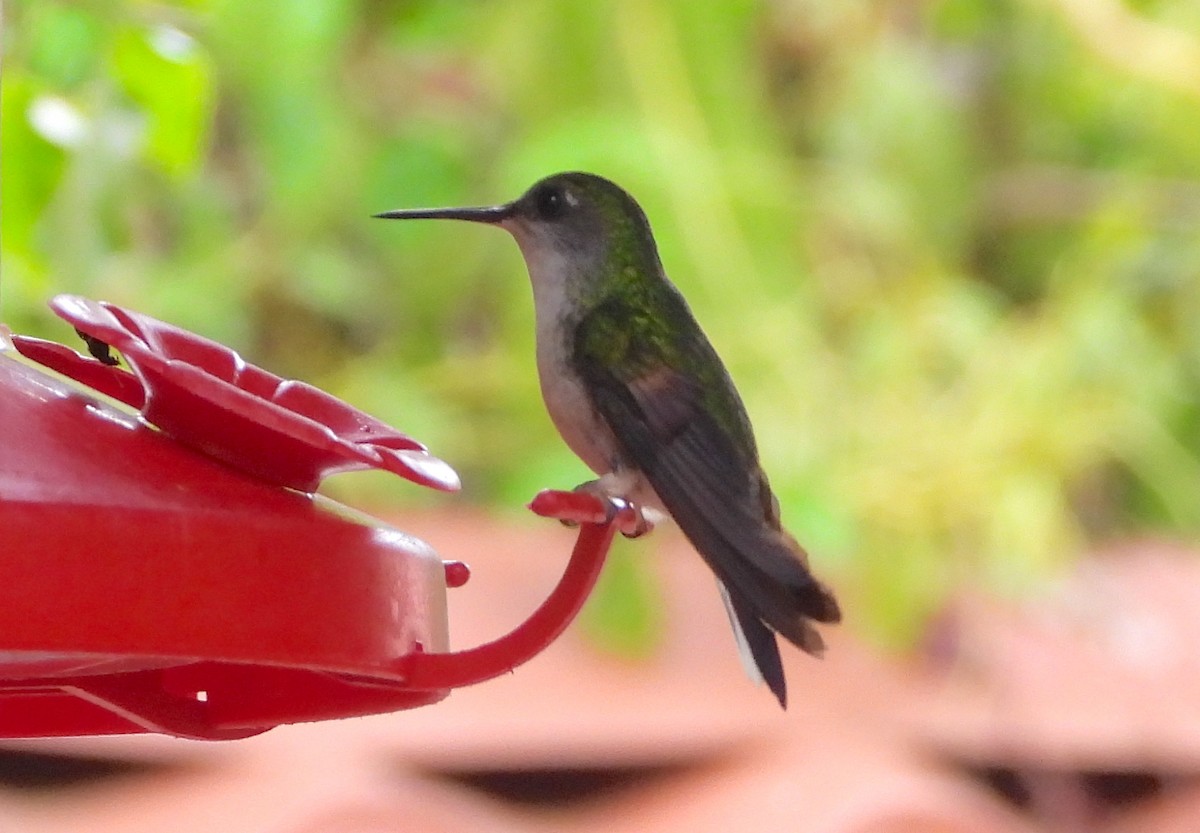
xmin=4 ymin=0 xmax=1200 ymax=646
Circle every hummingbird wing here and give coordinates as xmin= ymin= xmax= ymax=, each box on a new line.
xmin=574 ymin=293 xmax=840 ymax=703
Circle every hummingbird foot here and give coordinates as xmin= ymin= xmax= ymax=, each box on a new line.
xmin=570 ymin=479 xmax=658 ymax=538
xmin=617 ymin=501 xmax=655 ymax=539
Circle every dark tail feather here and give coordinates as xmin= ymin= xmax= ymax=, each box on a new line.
xmin=725 ymin=564 xmax=831 ymax=661
xmin=725 ymin=586 xmax=787 ymax=709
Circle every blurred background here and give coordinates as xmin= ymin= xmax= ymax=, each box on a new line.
xmin=4 ymin=1 xmax=1200 ymax=831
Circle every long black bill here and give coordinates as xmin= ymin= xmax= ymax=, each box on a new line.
xmin=373 ymin=203 xmax=515 ymax=223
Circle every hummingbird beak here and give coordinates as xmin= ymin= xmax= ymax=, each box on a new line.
xmin=373 ymin=203 xmax=516 ymax=224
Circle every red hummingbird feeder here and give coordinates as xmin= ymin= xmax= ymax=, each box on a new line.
xmin=0 ymin=295 xmax=641 ymax=740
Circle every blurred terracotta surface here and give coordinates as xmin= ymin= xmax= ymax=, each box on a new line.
xmin=9 ymin=511 xmax=1200 ymax=832
xmin=1106 ymin=782 xmax=1200 ymax=833
xmin=914 ymin=539 xmax=1200 ymax=772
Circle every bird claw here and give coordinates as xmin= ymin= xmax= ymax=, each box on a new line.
xmin=528 ymin=486 xmax=657 ymax=537
xmin=618 ymin=502 xmax=655 ymax=538
xmin=572 ymin=483 xmax=655 ymax=538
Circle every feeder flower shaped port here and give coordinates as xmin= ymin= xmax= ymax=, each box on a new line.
xmin=12 ymin=295 xmax=461 ymax=495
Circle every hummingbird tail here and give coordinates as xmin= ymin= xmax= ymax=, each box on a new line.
xmin=717 ymin=581 xmax=787 ymax=709
xmin=762 ymin=574 xmax=837 ymax=659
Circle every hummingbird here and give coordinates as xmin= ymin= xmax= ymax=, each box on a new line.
xmin=376 ymin=172 xmax=840 ymax=708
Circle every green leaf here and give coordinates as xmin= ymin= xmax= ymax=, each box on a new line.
xmin=112 ymin=24 xmax=213 ymax=176
xmin=24 ymin=3 xmax=106 ymax=88
xmin=0 ymin=74 xmax=68 ymax=266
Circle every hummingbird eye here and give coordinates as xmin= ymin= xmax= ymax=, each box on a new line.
xmin=532 ymin=183 xmax=572 ymax=221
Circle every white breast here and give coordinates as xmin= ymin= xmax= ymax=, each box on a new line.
xmin=521 ymin=243 xmax=622 ymax=477
xmin=535 ymin=322 xmax=620 ymax=477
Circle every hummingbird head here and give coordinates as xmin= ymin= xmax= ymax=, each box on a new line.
xmin=376 ymin=172 xmax=662 ymax=302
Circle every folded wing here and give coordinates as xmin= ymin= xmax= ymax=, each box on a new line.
xmin=574 ymin=295 xmax=840 ymax=707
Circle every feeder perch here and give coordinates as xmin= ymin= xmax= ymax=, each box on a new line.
xmin=0 ymin=296 xmax=629 ymax=740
